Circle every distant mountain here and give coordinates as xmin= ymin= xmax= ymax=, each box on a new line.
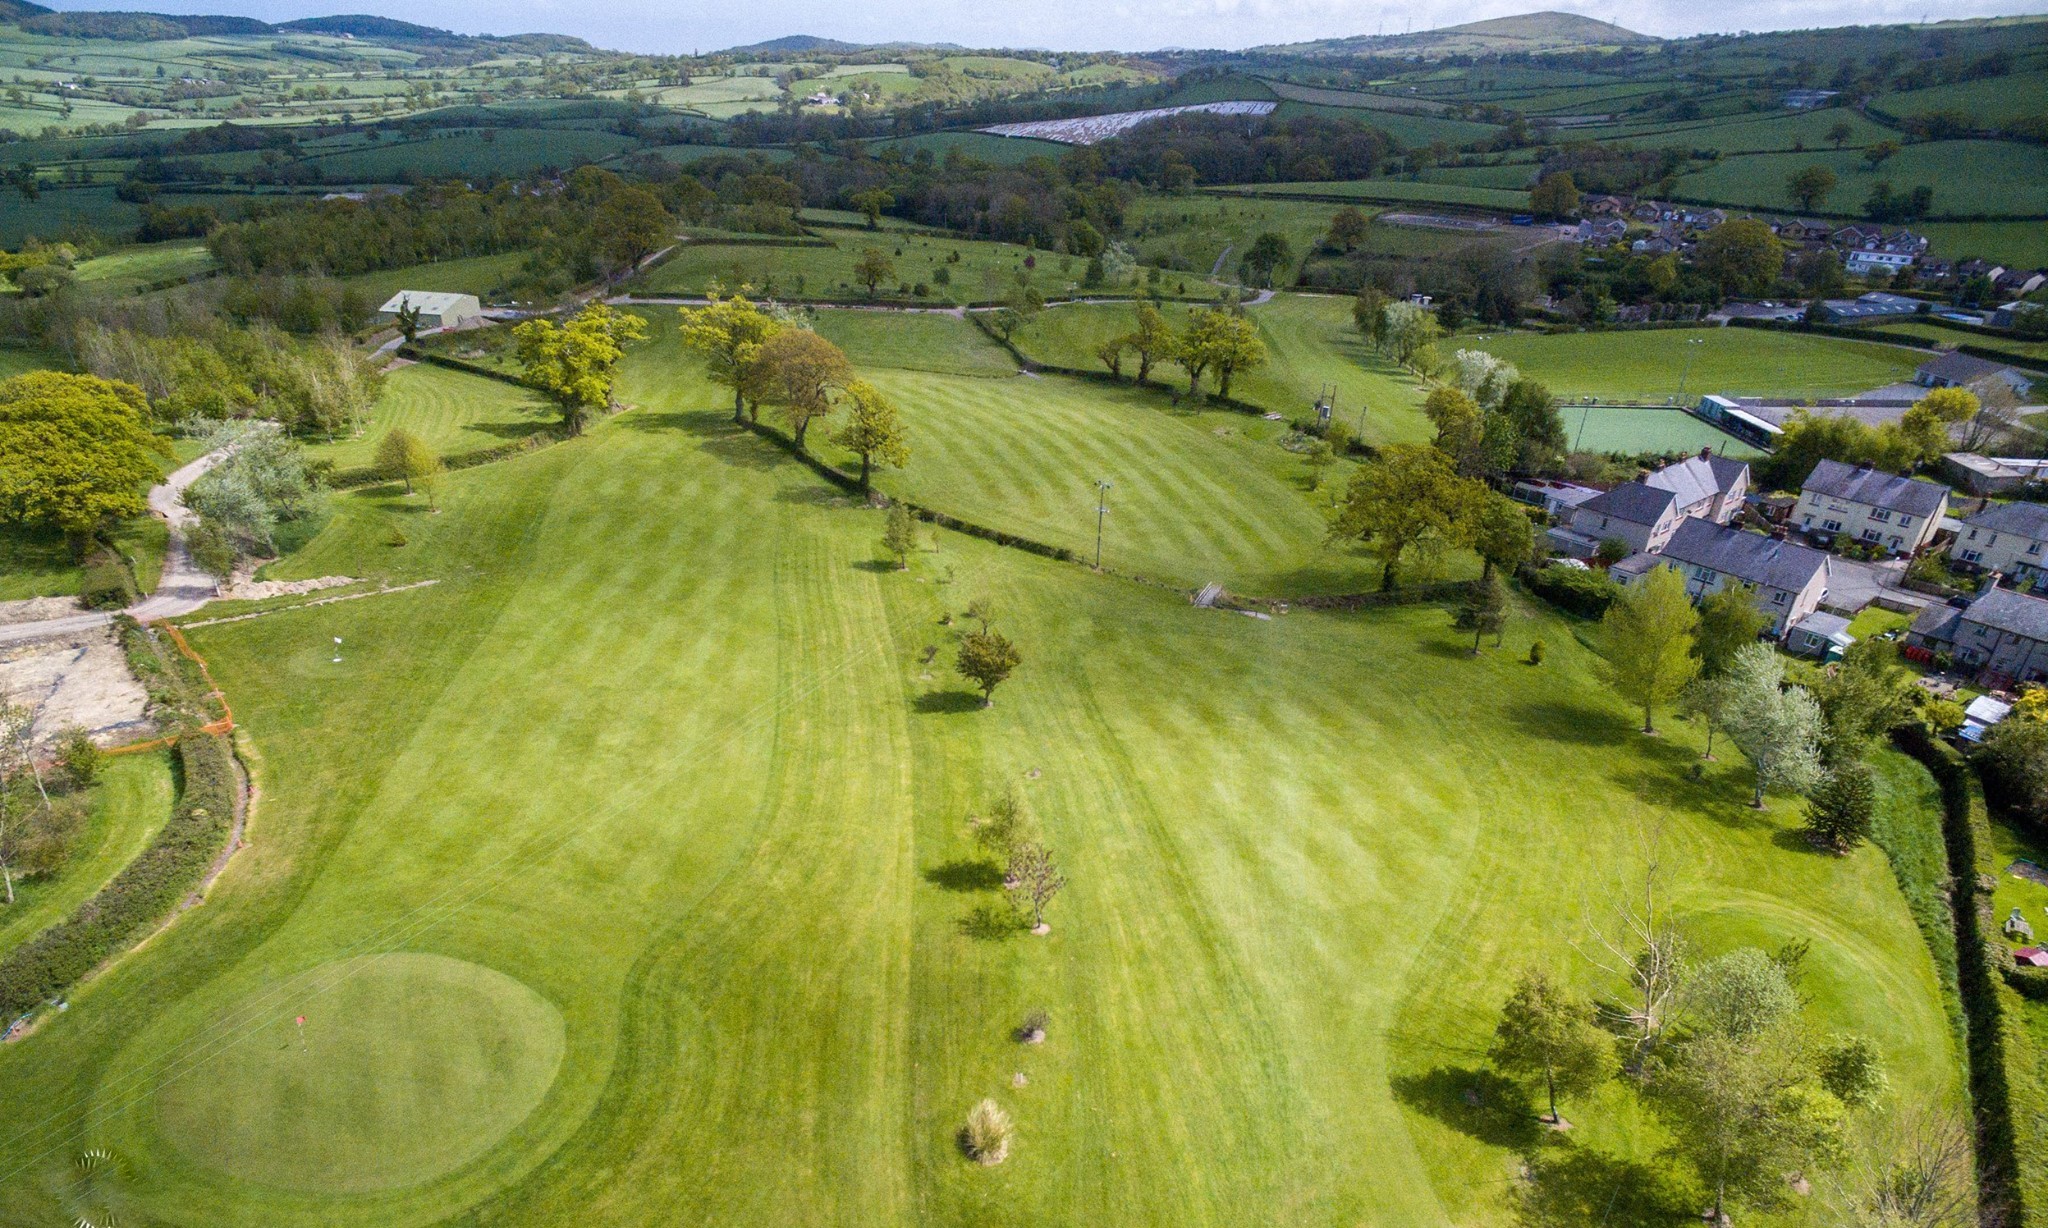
xmin=718 ymin=33 xmax=969 ymax=56
xmin=1256 ymin=10 xmax=1657 ymax=59
xmin=8 ymin=5 xmax=590 ymax=49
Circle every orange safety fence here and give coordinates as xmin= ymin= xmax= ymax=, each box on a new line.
xmin=105 ymin=620 xmax=234 ymax=757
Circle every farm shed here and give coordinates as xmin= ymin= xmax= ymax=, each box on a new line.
xmin=377 ymin=291 xmax=483 ymax=331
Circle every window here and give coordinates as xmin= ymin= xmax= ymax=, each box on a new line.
xmin=1870 ymin=508 xmax=1890 ymax=523
xmin=1772 ymin=591 xmax=1787 ymax=604
xmin=2030 ymin=542 xmax=2043 ymax=556
xmin=1968 ymin=529 xmax=1980 ymax=541
xmin=1899 ymin=515 xmax=1913 ymax=528
xmin=1962 ymin=549 xmax=1984 ymax=563
xmin=1861 ymin=528 xmax=1881 ymax=542
xmin=1823 ymin=519 xmax=1843 ymax=533
xmin=1802 ymin=515 xmax=1813 ymax=526
xmin=1989 ymin=534 xmax=2000 ymax=546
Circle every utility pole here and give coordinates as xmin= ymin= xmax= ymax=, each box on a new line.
xmin=1094 ymin=480 xmax=1112 ymax=570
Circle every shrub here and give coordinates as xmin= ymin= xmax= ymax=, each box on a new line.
xmin=960 ymin=1098 xmax=1013 ymax=1165
xmin=77 ymin=549 xmax=137 ymax=611
xmin=1527 ymin=639 xmax=1545 ymax=666
xmin=1016 ymin=1008 xmax=1050 ymax=1043
xmin=56 ymin=726 xmax=102 ymax=787
xmin=1520 ymin=563 xmax=1620 ymax=619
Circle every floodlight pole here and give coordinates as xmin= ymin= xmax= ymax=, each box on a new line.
xmin=1094 ymin=480 xmax=1112 ymax=570
xmin=1674 ymin=336 xmax=1705 ymax=406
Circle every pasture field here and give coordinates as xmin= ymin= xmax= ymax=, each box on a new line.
xmin=1875 ymin=68 xmax=2048 ymax=127
xmin=1566 ymin=108 xmax=1898 ymax=154
xmin=863 ymin=131 xmax=1070 ymax=165
xmin=807 ymin=310 xmax=1022 ymax=378
xmin=299 ymin=129 xmax=641 ymax=182
xmin=302 ymin=362 xmax=553 ymax=469
xmin=1672 ymin=140 xmax=2048 ymax=218
xmin=1915 ymin=221 xmax=2048 ymax=269
xmin=339 ymin=251 xmax=537 ymax=307
xmin=1268 ymin=103 xmax=1503 ymax=147
xmin=1208 ymin=180 xmax=1534 ymax=211
xmin=0 ymin=753 xmax=175 ymax=962
xmin=71 ymin=241 xmax=216 ymax=293
xmin=0 ymin=332 xmax=1960 ymax=1225
xmin=1859 ymin=320 xmax=2048 ymax=364
xmin=1465 ymin=327 xmax=1925 ymax=403
xmin=630 ymin=234 xmax=1201 ymax=304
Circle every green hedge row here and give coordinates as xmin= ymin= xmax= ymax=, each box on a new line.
xmin=1517 ymin=562 xmax=1620 ymax=619
xmin=1729 ymin=315 xmax=2046 ymax=375
xmin=326 ymin=425 xmax=566 ymax=490
xmin=0 ymin=731 xmax=233 ymax=1026
xmin=1896 ymin=725 xmax=2037 ymax=1225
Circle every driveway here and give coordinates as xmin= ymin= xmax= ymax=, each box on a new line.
xmin=1824 ymin=553 xmax=1933 ymax=616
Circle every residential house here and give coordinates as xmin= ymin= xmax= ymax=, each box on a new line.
xmin=1992 ymin=301 xmax=2043 ymax=329
xmin=1819 ymin=291 xmax=1924 ymax=322
xmin=1614 ymin=519 xmax=1832 ymax=635
xmin=1784 ymin=89 xmax=1840 ymax=109
xmin=1951 ymin=500 xmax=2048 ymax=583
xmin=1582 ymin=194 xmax=1628 ymax=217
xmin=1845 ymin=249 xmax=1914 ymax=277
xmin=1549 ymin=481 xmax=1682 ymax=557
xmin=1511 ymin=478 xmax=1602 ymax=516
xmin=1793 ymin=459 xmax=1950 ymax=553
xmin=1916 ymin=351 xmax=2035 ymax=398
xmin=1908 ymin=586 xmax=2048 ymax=687
xmin=1574 ymin=219 xmax=1627 ymax=245
xmin=1642 ymin=449 xmax=1750 ymax=524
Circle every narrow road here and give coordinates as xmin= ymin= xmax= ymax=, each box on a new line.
xmin=0 ymin=448 xmax=231 ymax=647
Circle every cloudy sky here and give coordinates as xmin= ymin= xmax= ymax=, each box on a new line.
xmin=48 ymin=0 xmax=2047 ymax=52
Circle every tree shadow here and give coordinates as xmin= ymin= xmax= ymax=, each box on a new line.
xmin=464 ymin=420 xmax=550 ymax=440
xmin=854 ymin=559 xmax=903 ymax=574
xmin=641 ymin=413 xmax=784 ymax=472
xmin=1420 ymin=637 xmax=1483 ymax=660
xmin=773 ymin=484 xmax=850 ymax=506
xmin=914 ymin=690 xmax=985 ymax=715
xmin=925 ymin=858 xmax=1004 ymax=892
xmin=957 ymin=902 xmax=1022 ymax=941
xmin=1508 ymin=700 xmax=1635 ymax=747
xmin=1772 ymin=825 xmax=1831 ymax=855
xmin=1389 ymin=1066 xmax=1543 ymax=1151
xmin=1517 ymin=1144 xmax=1698 ymax=1226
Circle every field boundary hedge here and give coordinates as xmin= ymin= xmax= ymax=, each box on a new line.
xmin=0 ymin=618 xmax=240 ymax=1034
xmin=326 ymin=424 xmax=567 ymax=489
xmin=1895 ymin=724 xmax=2038 ymax=1226
xmin=1726 ymin=317 xmax=2048 ymax=374
xmin=397 ymin=347 xmax=539 ymax=389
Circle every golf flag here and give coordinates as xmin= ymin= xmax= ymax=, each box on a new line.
xmin=296 ymin=1015 xmax=305 ymax=1026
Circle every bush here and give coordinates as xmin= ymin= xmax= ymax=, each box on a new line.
xmin=1519 ymin=563 xmax=1620 ymax=619
xmin=960 ymin=1098 xmax=1013 ymax=1164
xmin=1015 ymin=1008 xmax=1050 ymax=1043
xmin=57 ymin=726 xmax=103 ymax=787
xmin=1527 ymin=639 xmax=1545 ymax=666
xmin=77 ymin=549 xmax=138 ymax=610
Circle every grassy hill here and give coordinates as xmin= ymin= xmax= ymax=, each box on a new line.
xmin=1258 ymin=11 xmax=1657 ymax=59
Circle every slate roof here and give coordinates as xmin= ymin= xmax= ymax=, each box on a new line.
xmin=1644 ymin=453 xmax=1746 ymax=508
xmin=1578 ymin=481 xmax=1677 ymax=526
xmin=1961 ymin=587 xmax=2048 ymax=644
xmin=1656 ymin=519 xmax=1829 ymax=593
xmin=1964 ymin=501 xmax=2048 ymax=541
xmin=1920 ymin=351 xmax=2018 ymax=385
xmin=1802 ymin=459 xmax=1950 ymax=518
xmin=1910 ymin=602 xmax=1963 ymax=643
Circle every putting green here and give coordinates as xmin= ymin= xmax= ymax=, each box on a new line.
xmin=153 ymin=953 xmax=565 ymax=1194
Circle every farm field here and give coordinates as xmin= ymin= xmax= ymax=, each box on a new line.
xmin=1465 ymin=326 xmax=1925 ymax=404
xmin=71 ymin=242 xmax=216 ymax=293
xmin=1858 ymin=320 xmax=2048 ymax=364
xmin=865 ymin=131 xmax=1070 ymax=164
xmin=298 ymin=129 xmax=641 ymax=182
xmin=630 ymin=235 xmax=1199 ymax=304
xmin=302 ymin=362 xmax=553 ymax=469
xmin=1572 ymin=108 xmax=1898 ymax=153
xmin=0 ymin=339 xmax=1962 ymax=1225
xmin=339 ymin=251 xmax=538 ymax=308
xmin=1875 ymin=68 xmax=2048 ymax=126
xmin=1915 ymin=221 xmax=2048 ymax=269
xmin=1207 ymin=180 xmax=1534 ymax=211
xmin=1672 ymin=140 xmax=2048 ymax=218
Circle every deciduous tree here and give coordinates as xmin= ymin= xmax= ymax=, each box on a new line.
xmin=1005 ymin=839 xmax=1067 ymax=932
xmin=678 ymin=293 xmax=782 ymax=423
xmin=1329 ymin=443 xmax=1478 ymax=590
xmin=853 ymin=246 xmax=895 ymax=298
xmin=1787 ymin=165 xmax=1839 ymax=212
xmin=0 ymin=372 xmax=166 ymax=539
xmin=881 ymin=501 xmax=916 ymax=569
xmin=1716 ymin=643 xmax=1827 ymax=808
xmin=1490 ymin=969 xmax=1616 ymax=1124
xmin=1128 ymin=302 xmax=1172 ymax=385
xmin=1693 ymin=581 xmax=1771 ymax=676
xmin=1697 ymin=219 xmax=1786 ymax=297
xmin=752 ymin=328 xmax=852 ymax=450
xmin=1597 ymin=566 xmax=1700 ymax=734
xmin=1529 ymin=171 xmax=1581 ymax=220
xmin=1324 ymin=206 xmax=1369 ymax=252
xmin=513 ymin=304 xmax=647 ymax=436
xmin=956 ymin=627 xmax=1021 ymax=705
xmin=831 ymin=380 xmax=909 ymax=489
